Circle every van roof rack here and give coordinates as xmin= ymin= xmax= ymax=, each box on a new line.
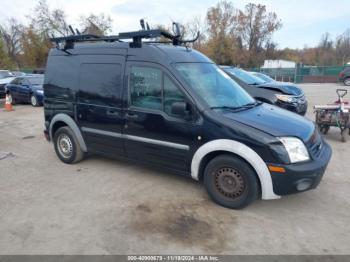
xmin=50 ymin=20 xmax=199 ymax=51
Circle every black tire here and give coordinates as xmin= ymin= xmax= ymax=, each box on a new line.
xmin=53 ymin=126 xmax=84 ymax=164
xmin=204 ymin=154 xmax=259 ymax=209
xmin=30 ymin=94 xmax=39 ymax=107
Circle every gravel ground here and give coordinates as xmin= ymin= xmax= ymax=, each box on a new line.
xmin=0 ymin=83 xmax=349 ymax=255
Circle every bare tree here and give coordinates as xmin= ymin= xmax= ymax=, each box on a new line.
xmin=235 ymin=3 xmax=282 ymax=66
xmin=0 ymin=18 xmax=25 ymax=67
xmin=79 ymin=13 xmax=113 ymax=36
xmin=29 ymin=0 xmax=70 ymax=37
xmin=236 ymin=3 xmax=282 ymax=51
xmin=335 ymin=29 xmax=350 ymax=65
xmin=205 ymin=1 xmax=239 ymax=65
xmin=184 ymin=16 xmax=207 ymax=50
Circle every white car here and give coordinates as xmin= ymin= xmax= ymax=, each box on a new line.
xmin=0 ymin=70 xmax=15 ymax=98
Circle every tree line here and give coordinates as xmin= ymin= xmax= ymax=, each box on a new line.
xmin=1 ymin=0 xmax=349 ymax=70
xmin=0 ymin=0 xmax=112 ymax=69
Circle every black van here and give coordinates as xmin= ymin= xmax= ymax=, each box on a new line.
xmin=44 ymin=26 xmax=332 ymax=209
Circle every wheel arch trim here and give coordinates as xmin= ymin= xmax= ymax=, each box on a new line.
xmin=191 ymin=139 xmax=280 ymax=200
xmin=49 ymin=113 xmax=87 ymax=152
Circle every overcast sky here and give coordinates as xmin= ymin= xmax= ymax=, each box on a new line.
xmin=0 ymin=0 xmax=349 ymax=49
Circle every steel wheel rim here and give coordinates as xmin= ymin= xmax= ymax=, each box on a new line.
xmin=57 ymin=134 xmax=73 ymax=158
xmin=31 ymin=96 xmax=37 ymax=106
xmin=345 ymin=79 xmax=350 ymax=86
xmin=214 ymin=167 xmax=245 ymax=198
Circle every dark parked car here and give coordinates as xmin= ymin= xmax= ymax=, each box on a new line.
xmin=221 ymin=67 xmax=308 ymax=115
xmin=5 ymin=75 xmax=44 ymax=106
xmin=43 ymin=26 xmax=331 ymax=209
xmin=339 ymin=67 xmax=350 ymax=86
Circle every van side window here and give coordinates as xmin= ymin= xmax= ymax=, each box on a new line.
xmin=130 ymin=66 xmax=162 ymax=110
xmin=163 ymin=75 xmax=185 ymax=116
xmin=79 ymin=63 xmax=122 ymax=106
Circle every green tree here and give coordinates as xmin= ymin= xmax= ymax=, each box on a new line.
xmin=20 ymin=27 xmax=51 ymax=68
xmin=0 ymin=38 xmax=14 ymax=69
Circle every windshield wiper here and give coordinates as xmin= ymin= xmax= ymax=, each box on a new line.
xmin=242 ymin=101 xmax=262 ymax=108
xmin=211 ymin=101 xmax=261 ymax=112
xmin=210 ymin=106 xmax=241 ymax=110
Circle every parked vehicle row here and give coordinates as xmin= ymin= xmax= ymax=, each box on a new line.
xmin=5 ymin=75 xmax=44 ymax=107
xmin=221 ymin=67 xmax=308 ymax=115
xmin=43 ymin=25 xmax=332 ymax=209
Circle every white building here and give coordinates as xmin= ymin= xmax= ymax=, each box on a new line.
xmin=262 ymin=60 xmax=296 ymax=69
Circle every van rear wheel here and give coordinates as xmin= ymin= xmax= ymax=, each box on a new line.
xmin=53 ymin=126 xmax=84 ymax=164
xmin=204 ymin=155 xmax=259 ymax=209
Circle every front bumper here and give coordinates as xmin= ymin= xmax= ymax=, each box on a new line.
xmin=275 ymin=100 xmax=308 ymax=116
xmin=269 ymin=141 xmax=332 ymax=195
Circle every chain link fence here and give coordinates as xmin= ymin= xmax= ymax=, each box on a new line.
xmin=248 ymin=66 xmax=344 ymax=84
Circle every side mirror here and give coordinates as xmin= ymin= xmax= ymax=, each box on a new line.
xmin=171 ymin=101 xmax=192 ymax=119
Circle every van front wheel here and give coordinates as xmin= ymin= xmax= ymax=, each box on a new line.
xmin=204 ymin=155 xmax=259 ymax=209
xmin=53 ymin=126 xmax=84 ymax=164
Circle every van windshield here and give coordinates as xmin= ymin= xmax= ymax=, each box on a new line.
xmin=174 ymin=63 xmax=255 ymax=109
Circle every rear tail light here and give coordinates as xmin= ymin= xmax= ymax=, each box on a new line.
xmin=340 ymin=72 xmax=345 ymax=77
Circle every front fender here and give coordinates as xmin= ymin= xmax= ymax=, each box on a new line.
xmin=191 ymin=139 xmax=280 ymax=200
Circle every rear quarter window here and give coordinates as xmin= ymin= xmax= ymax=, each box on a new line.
xmin=78 ymin=63 xmax=122 ymax=106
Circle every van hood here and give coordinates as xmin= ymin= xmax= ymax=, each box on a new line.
xmin=255 ymin=81 xmax=303 ymax=96
xmin=221 ymin=103 xmax=314 ymax=142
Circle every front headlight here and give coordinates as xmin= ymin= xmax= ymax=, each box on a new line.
xmin=36 ymin=90 xmax=44 ymax=94
xmin=278 ymin=137 xmax=310 ymax=163
xmin=275 ymin=94 xmax=295 ymax=103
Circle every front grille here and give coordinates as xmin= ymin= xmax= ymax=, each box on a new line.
xmin=306 ymin=129 xmax=323 ymax=158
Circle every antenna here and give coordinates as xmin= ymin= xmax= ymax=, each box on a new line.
xmin=172 ymin=22 xmax=181 ymax=37
xmin=140 ymin=19 xmax=145 ymax=30
xmin=68 ymin=25 xmax=75 ymax=35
